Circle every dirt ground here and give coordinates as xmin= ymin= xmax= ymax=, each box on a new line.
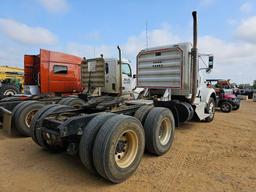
xmin=0 ymin=100 xmax=255 ymax=192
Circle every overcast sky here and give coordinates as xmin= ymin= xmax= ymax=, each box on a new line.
xmin=0 ymin=0 xmax=255 ymax=84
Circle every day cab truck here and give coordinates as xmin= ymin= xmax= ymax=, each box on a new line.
xmin=0 ymin=48 xmax=135 ymax=136
xmin=29 ymin=11 xmax=217 ymax=183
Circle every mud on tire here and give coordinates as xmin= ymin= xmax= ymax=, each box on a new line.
xmin=93 ymin=115 xmax=145 ymax=183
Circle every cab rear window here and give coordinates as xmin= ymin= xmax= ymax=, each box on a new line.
xmin=53 ymin=65 xmax=68 ymax=74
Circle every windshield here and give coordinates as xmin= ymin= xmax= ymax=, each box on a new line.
xmin=122 ymin=63 xmax=132 ymax=77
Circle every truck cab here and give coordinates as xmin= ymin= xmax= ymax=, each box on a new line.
xmin=24 ymin=49 xmax=83 ymax=95
xmin=103 ymin=58 xmax=134 ymax=95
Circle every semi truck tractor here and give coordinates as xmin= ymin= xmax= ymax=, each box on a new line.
xmin=0 ymin=48 xmax=135 ymax=136
xmin=29 ymin=11 xmax=216 ymax=183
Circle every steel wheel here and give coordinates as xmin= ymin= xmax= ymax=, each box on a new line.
xmin=24 ymin=109 xmax=38 ymax=128
xmin=221 ymin=102 xmax=232 ymax=113
xmin=159 ymin=117 xmax=172 ymax=146
xmin=115 ymin=130 xmax=139 ymax=168
xmin=93 ymin=115 xmax=145 ymax=183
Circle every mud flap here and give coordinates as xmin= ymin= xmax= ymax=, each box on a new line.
xmin=0 ymin=107 xmax=19 ymax=136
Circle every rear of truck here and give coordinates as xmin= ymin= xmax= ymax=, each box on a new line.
xmin=29 ymin=11 xmax=216 ymax=184
xmin=30 ymin=41 xmax=216 ymax=184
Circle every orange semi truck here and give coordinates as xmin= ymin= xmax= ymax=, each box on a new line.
xmin=24 ymin=49 xmax=84 ymax=95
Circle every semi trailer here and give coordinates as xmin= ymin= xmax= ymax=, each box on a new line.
xmin=0 ymin=48 xmax=135 ymax=136
xmin=29 ymin=11 xmax=217 ymax=183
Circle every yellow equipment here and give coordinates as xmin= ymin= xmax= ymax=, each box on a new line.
xmin=0 ymin=66 xmax=24 ymax=96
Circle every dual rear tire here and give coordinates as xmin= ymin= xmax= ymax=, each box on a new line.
xmin=58 ymin=97 xmax=86 ymax=108
xmin=83 ymin=107 xmax=175 ymax=183
xmin=11 ymin=101 xmax=44 ymax=136
xmin=30 ymin=104 xmax=74 ymax=151
xmin=143 ymin=107 xmax=175 ymax=156
xmin=30 ymin=105 xmax=175 ymax=183
xmin=79 ymin=113 xmax=145 ymax=183
xmin=135 ymin=106 xmax=175 ymax=156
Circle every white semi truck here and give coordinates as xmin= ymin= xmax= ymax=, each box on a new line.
xmin=28 ymin=11 xmax=216 ymax=183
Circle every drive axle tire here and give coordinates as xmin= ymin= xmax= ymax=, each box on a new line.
xmin=93 ymin=115 xmax=145 ymax=183
xmin=220 ymin=102 xmax=232 ymax=113
xmin=0 ymin=84 xmax=20 ymax=96
xmin=1 ymin=96 xmax=19 ymax=101
xmin=134 ymin=105 xmax=153 ymax=126
xmin=31 ymin=104 xmax=58 ymax=145
xmin=144 ymin=107 xmax=175 ymax=156
xmin=79 ymin=112 xmax=116 ymax=174
xmin=58 ymin=97 xmax=86 ymax=108
xmin=31 ymin=104 xmax=73 ymax=151
xmin=12 ymin=101 xmax=44 ymax=136
xmin=58 ymin=97 xmax=72 ymax=105
xmin=204 ymin=97 xmax=215 ymax=122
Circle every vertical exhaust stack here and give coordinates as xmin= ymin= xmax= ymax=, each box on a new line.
xmin=117 ymin=46 xmax=122 ymax=96
xmin=191 ymin=11 xmax=198 ymax=104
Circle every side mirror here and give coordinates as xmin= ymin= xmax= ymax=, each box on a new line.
xmin=208 ymin=56 xmax=214 ymax=69
xmin=206 ymin=56 xmax=214 ymax=73
xmin=133 ymin=74 xmax=136 ymax=79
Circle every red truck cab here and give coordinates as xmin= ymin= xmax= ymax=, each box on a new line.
xmin=24 ymin=49 xmax=83 ymax=95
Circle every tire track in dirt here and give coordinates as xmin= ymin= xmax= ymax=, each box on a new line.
xmin=157 ymin=124 xmax=199 ymax=192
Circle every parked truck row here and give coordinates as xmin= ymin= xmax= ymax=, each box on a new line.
xmin=0 ymin=11 xmax=217 ymax=183
xmin=0 ymin=47 xmax=137 ymax=136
